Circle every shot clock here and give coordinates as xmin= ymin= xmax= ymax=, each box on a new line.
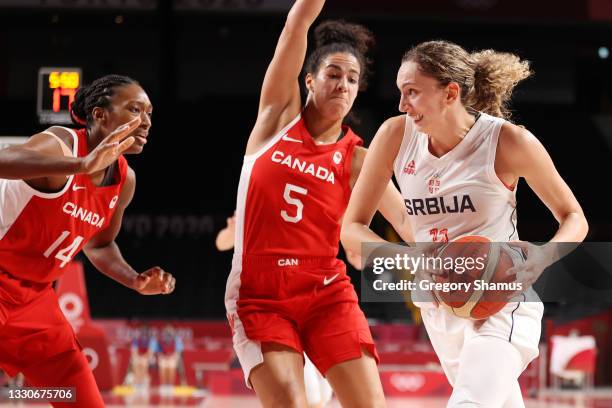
xmin=37 ymin=67 xmax=82 ymax=125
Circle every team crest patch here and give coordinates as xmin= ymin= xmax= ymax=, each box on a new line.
xmin=428 ymin=174 xmax=441 ymax=194
xmin=333 ymin=151 xmax=342 ymax=165
xmin=109 ymin=195 xmax=119 ymax=209
xmin=403 ymin=160 xmax=416 ymax=175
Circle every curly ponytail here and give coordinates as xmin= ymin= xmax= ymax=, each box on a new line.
xmin=402 ymin=40 xmax=532 ymax=120
xmin=468 ymin=50 xmax=531 ymax=119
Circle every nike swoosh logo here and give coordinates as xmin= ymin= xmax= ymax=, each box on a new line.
xmin=323 ymin=273 xmax=340 ymax=286
xmin=281 ymin=134 xmax=303 ymax=143
xmin=72 ymin=184 xmax=86 ymax=191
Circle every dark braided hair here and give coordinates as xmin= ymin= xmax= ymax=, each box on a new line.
xmin=304 ymin=20 xmax=375 ymax=91
xmin=70 ymin=74 xmax=139 ymax=127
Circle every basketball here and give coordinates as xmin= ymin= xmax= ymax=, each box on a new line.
xmin=432 ymin=236 xmax=524 ymax=320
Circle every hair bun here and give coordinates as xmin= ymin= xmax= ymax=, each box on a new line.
xmin=313 ymin=20 xmax=375 ymax=56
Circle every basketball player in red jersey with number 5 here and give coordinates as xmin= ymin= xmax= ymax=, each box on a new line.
xmin=342 ymin=42 xmax=588 ymax=407
xmin=0 ymin=75 xmax=175 ymax=407
xmin=224 ymin=1 xmax=413 ymax=406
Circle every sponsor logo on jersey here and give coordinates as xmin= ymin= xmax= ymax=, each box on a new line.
xmin=109 ymin=195 xmax=119 ymax=209
xmin=403 ymin=160 xmax=416 ymax=175
xmin=281 ymin=134 xmax=303 ymax=143
xmin=428 ymin=174 xmax=441 ymax=194
xmin=271 ymin=150 xmax=335 ymax=184
xmin=404 ymin=195 xmax=476 ymax=215
xmin=323 ymin=273 xmax=340 ymax=286
xmin=72 ymin=184 xmax=86 ymax=191
xmin=62 ymin=202 xmax=105 ymax=228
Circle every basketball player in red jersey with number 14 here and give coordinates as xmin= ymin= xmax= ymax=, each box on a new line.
xmin=224 ymin=1 xmax=414 ymax=407
xmin=0 ymin=75 xmax=175 ymax=407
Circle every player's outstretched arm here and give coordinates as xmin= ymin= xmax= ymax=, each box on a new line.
xmin=246 ymin=0 xmax=326 ymax=155
xmin=0 ymin=117 xmax=140 ymax=180
xmin=83 ymin=167 xmax=175 ymax=295
xmin=0 ymin=132 xmax=82 ymax=180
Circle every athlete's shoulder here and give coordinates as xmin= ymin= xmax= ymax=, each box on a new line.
xmin=381 ymin=114 xmax=406 ymax=132
xmin=45 ymin=125 xmax=75 ymax=138
xmin=372 ymin=114 xmax=406 ymax=146
xmin=497 ymin=121 xmax=545 ymax=173
xmin=351 ymin=145 xmax=367 ymax=169
xmin=117 ymin=165 xmax=136 ymax=208
xmin=125 ymin=165 xmax=136 ymax=192
xmin=498 ymin=121 xmax=538 ymax=153
xmin=23 ymin=126 xmax=76 ymax=158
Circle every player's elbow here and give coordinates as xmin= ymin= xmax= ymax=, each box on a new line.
xmin=559 ymin=210 xmax=589 ymax=242
xmin=575 ymin=212 xmax=589 ymax=241
xmin=340 ymin=220 xmax=358 ymax=253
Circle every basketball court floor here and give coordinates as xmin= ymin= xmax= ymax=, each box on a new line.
xmin=2 ymin=389 xmax=612 ymax=407
xmin=206 ymin=392 xmax=612 ymax=408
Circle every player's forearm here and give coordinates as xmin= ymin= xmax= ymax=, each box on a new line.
xmin=286 ymin=0 xmax=326 ymax=30
xmin=341 ymin=222 xmax=411 ymax=258
xmin=342 ymin=222 xmax=384 ymax=255
xmin=0 ymin=146 xmax=84 ymax=179
xmin=550 ymin=211 xmax=588 ymax=244
xmin=378 ymin=182 xmax=414 ymax=244
xmin=542 ymin=211 xmax=588 ymax=264
xmin=83 ymin=242 xmax=139 ymax=290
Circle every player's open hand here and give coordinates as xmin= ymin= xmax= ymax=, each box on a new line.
xmin=81 ymin=117 xmax=141 ymax=174
xmin=505 ymin=241 xmax=553 ymax=298
xmin=133 ymin=266 xmax=176 ymax=295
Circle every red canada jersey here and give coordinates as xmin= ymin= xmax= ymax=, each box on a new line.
xmin=0 ymin=127 xmax=128 ymax=283
xmin=236 ymin=115 xmax=363 ymax=258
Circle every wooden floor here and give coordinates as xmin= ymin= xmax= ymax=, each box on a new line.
xmin=2 ymin=388 xmax=612 ymax=407
xmin=206 ymin=391 xmax=612 ymax=408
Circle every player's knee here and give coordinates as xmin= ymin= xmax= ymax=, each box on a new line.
xmin=266 ymin=381 xmax=308 ymax=408
xmin=267 ymin=394 xmax=304 ymax=408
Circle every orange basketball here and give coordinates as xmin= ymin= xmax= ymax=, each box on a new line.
xmin=432 ymin=236 xmax=522 ymax=320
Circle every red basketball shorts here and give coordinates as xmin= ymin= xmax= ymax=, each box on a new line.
xmin=225 ymin=256 xmax=379 ymax=386
xmin=0 ymin=270 xmax=104 ymax=407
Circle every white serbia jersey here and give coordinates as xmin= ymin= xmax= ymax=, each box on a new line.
xmin=394 ymin=112 xmax=518 ymax=243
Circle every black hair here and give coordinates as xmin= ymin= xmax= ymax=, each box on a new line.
xmin=70 ymin=74 xmax=139 ymax=127
xmin=304 ymin=20 xmax=375 ymax=91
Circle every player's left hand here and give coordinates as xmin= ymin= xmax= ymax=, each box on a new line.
xmin=505 ymin=241 xmax=553 ymax=298
xmin=132 ymin=266 xmax=176 ymax=295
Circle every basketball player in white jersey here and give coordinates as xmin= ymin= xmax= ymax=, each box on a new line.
xmin=342 ymin=41 xmax=588 ymax=407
